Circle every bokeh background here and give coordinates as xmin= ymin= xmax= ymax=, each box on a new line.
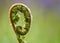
xmin=0 ymin=0 xmax=60 ymax=43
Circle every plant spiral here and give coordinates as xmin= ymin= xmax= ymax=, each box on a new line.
xmin=9 ymin=3 xmax=32 ymax=43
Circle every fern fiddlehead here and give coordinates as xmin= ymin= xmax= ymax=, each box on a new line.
xmin=9 ymin=3 xmax=32 ymax=43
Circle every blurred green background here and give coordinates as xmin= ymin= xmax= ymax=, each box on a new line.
xmin=0 ymin=0 xmax=60 ymax=43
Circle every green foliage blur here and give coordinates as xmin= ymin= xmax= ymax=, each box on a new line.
xmin=0 ymin=0 xmax=60 ymax=43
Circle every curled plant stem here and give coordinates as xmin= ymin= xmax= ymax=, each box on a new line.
xmin=9 ymin=3 xmax=32 ymax=43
